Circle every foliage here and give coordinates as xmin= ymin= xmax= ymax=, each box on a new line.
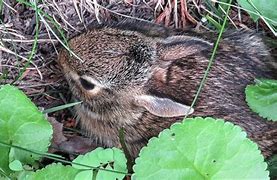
xmin=237 ymin=0 xmax=277 ymax=34
xmin=21 ymin=148 xmax=127 ymax=180
xmin=202 ymin=0 xmax=231 ymax=31
xmin=24 ymin=163 xmax=79 ymax=180
xmin=245 ymin=79 xmax=277 ymax=121
xmin=133 ymin=117 xmax=269 ymax=180
xmin=0 ymin=85 xmax=127 ymax=179
xmin=72 ymin=148 xmax=127 ymax=180
xmin=203 ymin=0 xmax=277 ymax=35
xmin=0 ymin=85 xmax=53 ymax=174
xmin=242 ymin=0 xmax=277 ymax=25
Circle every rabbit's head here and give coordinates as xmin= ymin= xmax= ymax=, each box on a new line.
xmin=58 ymin=26 xmax=193 ymax=124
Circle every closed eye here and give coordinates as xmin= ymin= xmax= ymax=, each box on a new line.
xmin=79 ymin=77 xmax=95 ymax=90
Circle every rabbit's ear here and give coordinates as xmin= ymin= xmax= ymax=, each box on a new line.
xmin=134 ymin=95 xmax=194 ymax=117
xmin=158 ymin=36 xmax=213 ymax=61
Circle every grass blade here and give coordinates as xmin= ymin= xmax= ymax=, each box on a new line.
xmin=43 ymin=101 xmax=82 ymax=114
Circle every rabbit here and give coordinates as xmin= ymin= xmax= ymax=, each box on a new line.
xmin=58 ymin=21 xmax=277 ymax=158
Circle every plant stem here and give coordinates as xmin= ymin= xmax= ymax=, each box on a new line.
xmin=184 ymin=0 xmax=233 ymax=119
xmin=119 ymin=128 xmax=134 ymax=173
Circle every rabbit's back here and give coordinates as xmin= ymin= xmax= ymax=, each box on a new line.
xmin=148 ymin=31 xmax=277 ymax=157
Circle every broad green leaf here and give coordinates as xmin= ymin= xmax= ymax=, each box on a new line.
xmin=14 ymin=170 xmax=34 ymax=180
xmin=237 ymin=0 xmax=277 ymax=26
xmin=74 ymin=170 xmax=92 ymax=180
xmin=25 ymin=163 xmax=79 ymax=180
xmin=9 ymin=160 xmax=23 ymax=171
xmin=133 ymin=117 xmax=269 ymax=180
xmin=73 ymin=147 xmax=127 ymax=180
xmin=0 ymin=85 xmax=53 ymax=174
xmin=245 ymin=79 xmax=277 ymax=121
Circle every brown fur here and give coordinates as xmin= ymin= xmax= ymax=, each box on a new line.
xmin=58 ymin=21 xmax=277 ymax=158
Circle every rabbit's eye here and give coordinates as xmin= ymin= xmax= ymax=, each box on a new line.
xmin=79 ymin=77 xmax=95 ymax=90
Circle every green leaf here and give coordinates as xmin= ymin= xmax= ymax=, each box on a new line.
xmin=73 ymin=147 xmax=127 ymax=180
xmin=74 ymin=170 xmax=92 ymax=180
xmin=237 ymin=0 xmax=277 ymax=26
xmin=25 ymin=163 xmax=79 ymax=180
xmin=9 ymin=160 xmax=23 ymax=171
xmin=0 ymin=85 xmax=53 ymax=174
xmin=133 ymin=117 xmax=269 ymax=180
xmin=245 ymin=79 xmax=277 ymax=121
xmin=205 ymin=15 xmax=222 ymax=31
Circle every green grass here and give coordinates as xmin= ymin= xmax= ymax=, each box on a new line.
xmin=42 ymin=101 xmax=82 ymax=114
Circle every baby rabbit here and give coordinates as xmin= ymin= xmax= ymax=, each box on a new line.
xmin=58 ymin=21 xmax=277 ymax=158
